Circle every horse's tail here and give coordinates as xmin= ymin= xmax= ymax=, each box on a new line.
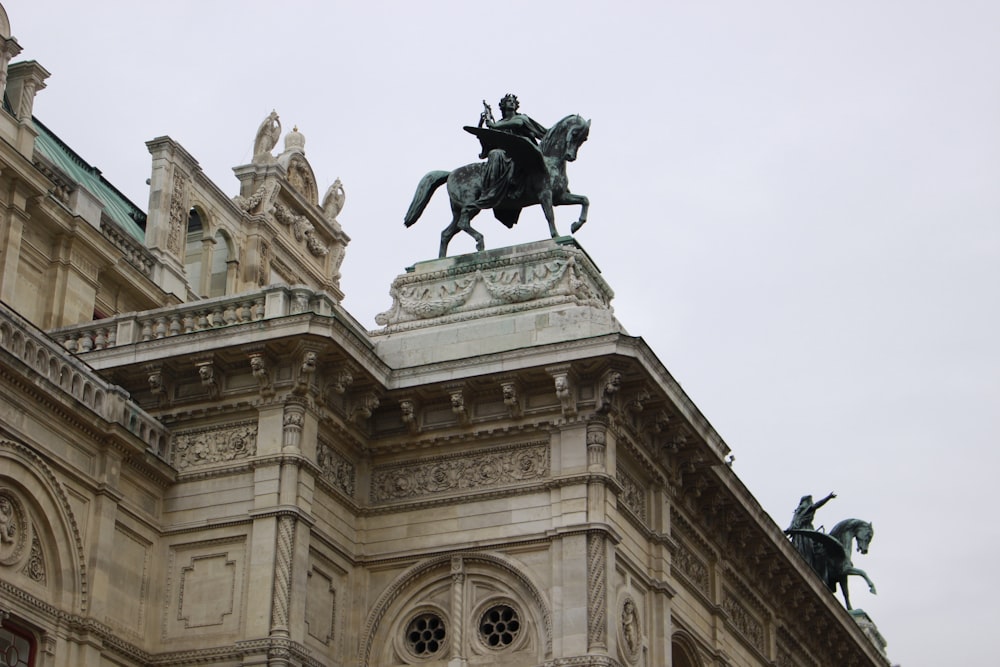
xmin=404 ymin=170 xmax=450 ymax=227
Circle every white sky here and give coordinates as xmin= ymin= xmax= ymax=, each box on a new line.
xmin=8 ymin=1 xmax=999 ymax=664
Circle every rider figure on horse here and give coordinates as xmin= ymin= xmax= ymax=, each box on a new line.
xmin=474 ymin=94 xmax=548 ymax=215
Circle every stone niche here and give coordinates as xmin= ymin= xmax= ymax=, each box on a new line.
xmin=373 ymin=238 xmax=624 ymax=367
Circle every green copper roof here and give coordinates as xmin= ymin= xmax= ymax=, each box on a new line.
xmin=32 ymin=117 xmax=147 ymax=242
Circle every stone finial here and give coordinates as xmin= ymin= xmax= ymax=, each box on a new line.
xmin=284 ymin=125 xmax=305 ymax=154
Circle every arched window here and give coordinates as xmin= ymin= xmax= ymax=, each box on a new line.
xmin=184 ymin=208 xmax=205 ymax=296
xmin=208 ymin=230 xmax=232 ymax=297
xmin=671 ymin=635 xmax=701 ymax=667
xmin=0 ymin=617 xmax=37 ymax=667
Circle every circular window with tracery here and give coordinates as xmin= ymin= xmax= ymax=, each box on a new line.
xmin=479 ymin=604 xmax=521 ymax=649
xmin=404 ymin=612 xmax=447 ymax=659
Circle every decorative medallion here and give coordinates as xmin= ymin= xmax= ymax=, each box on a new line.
xmin=0 ymin=490 xmax=29 ymax=567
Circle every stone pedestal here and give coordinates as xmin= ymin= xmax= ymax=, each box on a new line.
xmin=373 ymin=238 xmax=623 ymax=367
xmin=849 ymin=609 xmax=888 ymax=660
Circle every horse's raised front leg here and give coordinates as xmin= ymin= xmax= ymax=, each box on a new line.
xmin=539 ymin=191 xmax=559 ymax=238
xmin=557 ymin=192 xmax=589 ymax=234
xmin=846 ymin=567 xmax=877 ymax=595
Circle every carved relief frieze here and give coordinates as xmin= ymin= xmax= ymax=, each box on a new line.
xmin=317 ymin=439 xmax=356 ymax=498
xmin=388 ymin=276 xmax=477 ymax=320
xmin=616 ymin=468 xmax=647 ymax=523
xmin=673 ymin=539 xmax=710 ymax=595
xmin=482 ymin=258 xmax=571 ymax=302
xmin=370 ymin=441 xmax=549 ymax=503
xmin=722 ymin=589 xmax=764 ymax=653
xmin=375 ymin=244 xmax=615 ymax=329
xmin=173 ymin=421 xmax=258 ymax=469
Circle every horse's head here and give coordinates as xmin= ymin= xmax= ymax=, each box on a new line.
xmin=856 ymin=521 xmax=874 ymax=554
xmin=830 ymin=518 xmax=875 ymax=555
xmin=540 ymin=115 xmax=591 ymax=161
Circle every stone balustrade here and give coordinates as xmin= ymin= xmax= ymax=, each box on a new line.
xmin=50 ymin=285 xmax=338 ymax=355
xmin=0 ymin=301 xmax=171 ymax=459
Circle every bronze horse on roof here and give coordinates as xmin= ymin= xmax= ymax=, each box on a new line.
xmin=404 ymin=114 xmax=591 ymax=258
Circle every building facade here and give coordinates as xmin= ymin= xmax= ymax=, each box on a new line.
xmin=0 ymin=5 xmax=887 ymax=667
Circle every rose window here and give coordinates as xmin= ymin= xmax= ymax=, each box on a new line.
xmin=405 ymin=612 xmax=446 ymax=659
xmin=479 ymin=604 xmax=520 ymax=648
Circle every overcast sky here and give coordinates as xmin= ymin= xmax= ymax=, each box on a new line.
xmin=8 ymin=1 xmax=999 ymax=663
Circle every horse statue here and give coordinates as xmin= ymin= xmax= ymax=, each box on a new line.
xmin=404 ymin=114 xmax=591 ymax=258
xmin=788 ymin=518 xmax=877 ymax=610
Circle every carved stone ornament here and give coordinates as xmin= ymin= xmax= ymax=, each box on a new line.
xmin=619 ymin=597 xmax=641 ymax=664
xmin=249 ymin=353 xmax=273 ymax=397
xmin=371 ymin=441 xmax=549 ymax=502
xmin=399 ymin=399 xmax=418 ymax=432
xmin=317 ymin=440 xmax=356 ymax=497
xmin=253 ymin=110 xmax=281 ymax=161
xmin=196 ymin=361 xmax=219 ymax=398
xmin=273 ymin=203 xmax=329 ymax=257
xmin=351 ymin=392 xmax=380 ymax=424
xmin=500 ymin=380 xmax=521 ymax=417
xmin=173 ymin=421 xmax=258 ymax=469
xmin=0 ymin=490 xmax=29 ymax=566
xmin=374 ymin=240 xmax=615 ymax=331
xmin=723 ymin=590 xmax=764 ymax=652
xmin=321 ymin=178 xmax=345 ymax=220
xmin=547 ymin=366 xmax=576 ymax=417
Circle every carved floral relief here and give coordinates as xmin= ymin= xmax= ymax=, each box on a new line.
xmin=370 ymin=442 xmax=549 ymax=502
xmin=173 ymin=421 xmax=258 ymax=469
xmin=317 ymin=440 xmax=356 ymax=497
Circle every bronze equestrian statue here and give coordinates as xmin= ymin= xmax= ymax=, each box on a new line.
xmin=404 ymin=94 xmax=591 ymax=258
xmin=785 ymin=493 xmax=877 ymax=610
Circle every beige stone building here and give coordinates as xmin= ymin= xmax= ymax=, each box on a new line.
xmin=0 ymin=4 xmax=887 ymax=666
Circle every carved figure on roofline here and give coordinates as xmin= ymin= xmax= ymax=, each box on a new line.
xmin=253 ymin=110 xmax=281 ymax=161
xmin=322 ymin=178 xmax=346 ymax=220
xmin=405 ymin=94 xmax=590 ymax=258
